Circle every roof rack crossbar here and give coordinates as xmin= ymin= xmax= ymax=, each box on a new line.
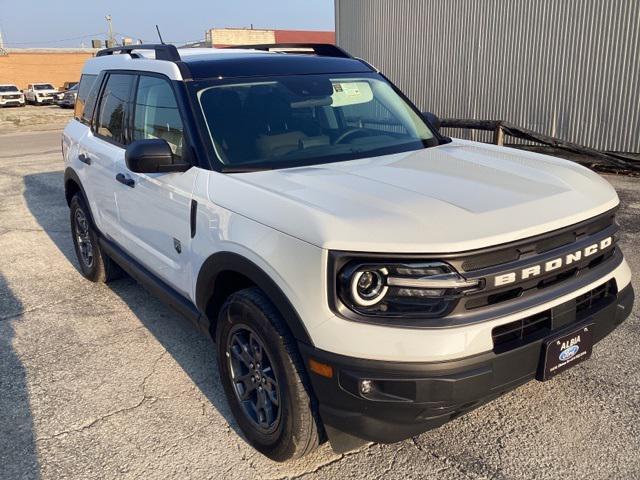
xmin=96 ymin=44 xmax=181 ymax=62
xmin=224 ymin=43 xmax=352 ymax=59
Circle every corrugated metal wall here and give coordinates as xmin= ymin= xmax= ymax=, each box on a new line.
xmin=335 ymin=0 xmax=640 ymax=153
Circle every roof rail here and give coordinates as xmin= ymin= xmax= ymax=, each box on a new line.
xmin=224 ymin=43 xmax=352 ymax=59
xmin=95 ymin=44 xmax=181 ymax=62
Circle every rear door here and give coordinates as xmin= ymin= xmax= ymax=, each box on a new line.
xmin=63 ymin=74 xmax=99 ymax=208
xmin=81 ymin=72 xmax=135 ymax=243
xmin=114 ymin=73 xmax=197 ymax=296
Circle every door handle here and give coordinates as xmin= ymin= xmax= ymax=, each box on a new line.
xmin=78 ymin=153 xmax=91 ymax=165
xmin=115 ymin=173 xmax=135 ymax=188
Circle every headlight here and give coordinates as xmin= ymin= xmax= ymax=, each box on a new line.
xmin=335 ymin=260 xmax=481 ymax=319
xmin=350 ymin=268 xmax=389 ymax=306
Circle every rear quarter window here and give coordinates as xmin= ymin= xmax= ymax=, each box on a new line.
xmin=74 ymin=74 xmax=98 ymax=123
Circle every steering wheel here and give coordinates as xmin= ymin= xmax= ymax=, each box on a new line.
xmin=334 ymin=128 xmax=371 ymax=145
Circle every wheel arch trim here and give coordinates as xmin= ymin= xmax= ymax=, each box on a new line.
xmin=195 ymin=251 xmax=314 ymax=345
xmin=63 ymin=167 xmax=95 ymax=224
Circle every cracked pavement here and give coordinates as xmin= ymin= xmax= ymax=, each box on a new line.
xmin=0 ymin=129 xmax=639 ymax=479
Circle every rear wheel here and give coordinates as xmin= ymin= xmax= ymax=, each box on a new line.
xmin=216 ymin=287 xmax=321 ymax=461
xmin=69 ymin=193 xmax=121 ymax=282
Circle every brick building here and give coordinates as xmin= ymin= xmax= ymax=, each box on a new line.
xmin=0 ymin=49 xmax=97 ymax=90
xmin=204 ymin=28 xmax=335 ymax=47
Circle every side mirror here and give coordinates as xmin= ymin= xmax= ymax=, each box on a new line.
xmin=125 ymin=139 xmax=189 ymax=173
xmin=422 ymin=111 xmax=441 ymax=132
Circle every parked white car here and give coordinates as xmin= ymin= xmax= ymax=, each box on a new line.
xmin=62 ymin=43 xmax=634 ymax=461
xmin=24 ymin=83 xmax=58 ymax=105
xmin=0 ymin=84 xmax=25 ymax=107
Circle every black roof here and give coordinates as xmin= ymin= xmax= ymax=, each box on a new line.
xmin=183 ymin=52 xmax=374 ymax=79
xmin=95 ymin=43 xmax=375 ymax=80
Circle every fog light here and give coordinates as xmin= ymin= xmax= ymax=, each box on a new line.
xmin=360 ymin=379 xmax=373 ymax=394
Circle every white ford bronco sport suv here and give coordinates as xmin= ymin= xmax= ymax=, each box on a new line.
xmin=63 ymin=44 xmax=634 ymax=461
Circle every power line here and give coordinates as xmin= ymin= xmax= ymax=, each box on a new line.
xmin=4 ymin=33 xmax=106 ymax=46
xmin=3 ymin=31 xmax=206 ymax=48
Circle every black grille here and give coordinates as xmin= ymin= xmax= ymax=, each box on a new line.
xmin=492 ymin=311 xmax=552 ymax=352
xmin=576 ymin=279 xmax=617 ymax=319
xmin=460 ymin=211 xmax=615 ymax=272
xmin=492 ymin=280 xmax=617 ymax=352
xmin=462 ymin=242 xmax=617 ymax=312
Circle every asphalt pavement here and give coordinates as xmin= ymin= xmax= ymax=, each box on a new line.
xmin=1 ymin=129 xmax=639 ymax=480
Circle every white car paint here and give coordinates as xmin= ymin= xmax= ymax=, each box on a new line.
xmin=215 ymin=140 xmax=619 ymax=253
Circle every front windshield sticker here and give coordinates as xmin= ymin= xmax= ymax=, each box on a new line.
xmin=331 ymin=82 xmax=373 ymax=107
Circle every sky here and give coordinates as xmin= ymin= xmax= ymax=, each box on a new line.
xmin=0 ymin=0 xmax=335 ymax=48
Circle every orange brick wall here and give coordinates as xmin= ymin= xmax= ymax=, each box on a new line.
xmin=0 ymin=52 xmax=95 ymax=90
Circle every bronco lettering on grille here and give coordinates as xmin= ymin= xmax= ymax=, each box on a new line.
xmin=493 ymin=237 xmax=613 ymax=287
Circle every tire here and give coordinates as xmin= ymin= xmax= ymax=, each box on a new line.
xmin=216 ymin=287 xmax=321 ymax=461
xmin=69 ymin=193 xmax=121 ymax=282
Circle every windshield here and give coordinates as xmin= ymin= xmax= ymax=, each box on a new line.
xmin=35 ymin=84 xmax=55 ymax=90
xmin=0 ymin=85 xmax=19 ymax=93
xmin=195 ymin=73 xmax=437 ymax=170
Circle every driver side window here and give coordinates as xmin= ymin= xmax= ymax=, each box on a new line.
xmin=133 ymin=76 xmax=185 ymax=160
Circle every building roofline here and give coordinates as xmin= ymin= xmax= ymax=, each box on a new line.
xmin=5 ymin=48 xmax=99 ymax=54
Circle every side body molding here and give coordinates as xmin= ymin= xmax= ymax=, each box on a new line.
xmin=195 ymin=252 xmax=313 ymax=345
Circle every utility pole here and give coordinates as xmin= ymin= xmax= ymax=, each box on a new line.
xmin=0 ymin=27 xmax=8 ymax=56
xmin=105 ymin=15 xmax=115 ymax=46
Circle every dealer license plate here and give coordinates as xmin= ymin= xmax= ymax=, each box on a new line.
xmin=539 ymin=324 xmax=593 ymax=381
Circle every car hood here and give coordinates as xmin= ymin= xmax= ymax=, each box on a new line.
xmin=208 ymin=139 xmax=619 ymax=253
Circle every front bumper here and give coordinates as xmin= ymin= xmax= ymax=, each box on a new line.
xmin=300 ymin=282 xmax=633 ymax=443
xmin=0 ymin=98 xmax=24 ymax=106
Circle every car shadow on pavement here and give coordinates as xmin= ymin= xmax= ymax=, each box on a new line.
xmin=23 ymin=171 xmax=246 ymax=441
xmin=0 ymin=273 xmax=41 ymax=479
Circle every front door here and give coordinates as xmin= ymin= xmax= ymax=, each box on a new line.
xmin=114 ymin=74 xmax=196 ymax=296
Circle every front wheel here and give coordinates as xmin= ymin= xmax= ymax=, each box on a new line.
xmin=216 ymin=287 xmax=321 ymax=461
